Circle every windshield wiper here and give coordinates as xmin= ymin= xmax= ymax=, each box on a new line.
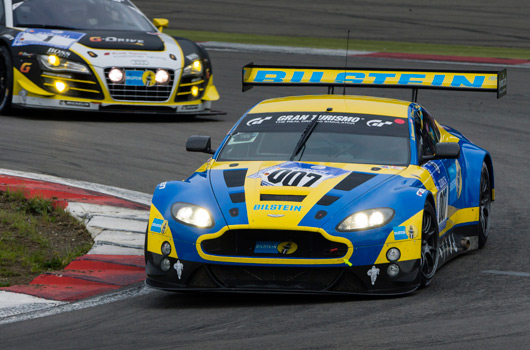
xmin=290 ymin=116 xmax=319 ymax=161
xmin=17 ymin=24 xmax=78 ymax=30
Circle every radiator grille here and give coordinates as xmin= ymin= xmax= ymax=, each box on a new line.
xmin=104 ymin=68 xmax=175 ymax=102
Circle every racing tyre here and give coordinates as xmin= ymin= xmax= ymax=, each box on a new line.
xmin=0 ymin=46 xmax=12 ymax=115
xmin=478 ymin=163 xmax=491 ymax=248
xmin=420 ymin=201 xmax=439 ymax=287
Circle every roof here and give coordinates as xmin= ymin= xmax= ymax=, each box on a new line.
xmin=247 ymin=95 xmax=412 ymax=118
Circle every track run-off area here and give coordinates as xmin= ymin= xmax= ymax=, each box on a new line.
xmin=2 ymin=1 xmax=530 ymax=349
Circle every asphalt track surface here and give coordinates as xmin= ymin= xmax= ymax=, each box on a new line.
xmin=2 ymin=4 xmax=530 ymax=350
xmin=134 ymin=0 xmax=530 ymax=49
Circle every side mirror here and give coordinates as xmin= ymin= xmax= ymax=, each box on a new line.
xmin=186 ymin=135 xmax=215 ymax=154
xmin=434 ymin=142 xmax=460 ymax=159
xmin=153 ymin=18 xmax=169 ymax=32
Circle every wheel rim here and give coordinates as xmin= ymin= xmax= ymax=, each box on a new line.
xmin=0 ymin=58 xmax=6 ymax=104
xmin=421 ymin=209 xmax=438 ymax=279
xmin=479 ymin=166 xmax=491 ymax=237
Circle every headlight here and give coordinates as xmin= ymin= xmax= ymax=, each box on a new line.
xmin=171 ymin=202 xmax=213 ymax=228
xmin=108 ymin=68 xmax=125 ymax=83
xmin=38 ymin=54 xmax=90 ymax=74
xmin=337 ymin=208 xmax=394 ymax=232
xmin=182 ymin=59 xmax=203 ymax=77
xmin=155 ymin=69 xmax=170 ymax=84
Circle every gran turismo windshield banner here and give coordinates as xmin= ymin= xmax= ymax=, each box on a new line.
xmin=236 ymin=112 xmax=409 ymax=137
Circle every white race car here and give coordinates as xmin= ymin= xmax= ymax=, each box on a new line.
xmin=0 ymin=0 xmax=220 ymax=115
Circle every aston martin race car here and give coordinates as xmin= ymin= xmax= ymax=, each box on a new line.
xmin=145 ymin=65 xmax=506 ymax=295
xmin=0 ymin=0 xmax=219 ymax=114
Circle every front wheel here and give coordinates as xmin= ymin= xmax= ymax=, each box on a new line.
xmin=478 ymin=163 xmax=491 ymax=248
xmin=0 ymin=45 xmax=13 ymax=115
xmin=420 ymin=201 xmax=439 ymax=287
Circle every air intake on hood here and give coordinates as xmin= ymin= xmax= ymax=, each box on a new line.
xmin=223 ymin=169 xmax=248 ymax=188
xmin=334 ymin=172 xmax=376 ymax=191
xmin=260 ymin=194 xmax=306 ymax=202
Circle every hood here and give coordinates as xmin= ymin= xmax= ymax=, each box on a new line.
xmin=209 ymin=161 xmax=403 ymax=230
xmin=77 ymin=30 xmax=165 ymax=51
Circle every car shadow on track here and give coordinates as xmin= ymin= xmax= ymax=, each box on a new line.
xmin=142 ymin=289 xmax=414 ymax=310
xmin=5 ymin=108 xmax=225 ymax=124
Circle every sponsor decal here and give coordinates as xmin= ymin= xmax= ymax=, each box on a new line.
xmin=247 ymin=68 xmax=496 ymax=90
xmin=367 ymin=119 xmax=393 ymax=127
xmin=174 ymin=260 xmax=184 ymax=279
xmin=407 ymin=225 xmax=418 ymax=239
xmin=248 ymin=161 xmax=348 ymax=188
xmin=253 ymin=204 xmax=302 ymax=212
xmin=182 ymin=105 xmax=199 ymax=111
xmin=47 ymin=47 xmax=70 ymax=58
xmin=380 ymin=165 xmax=405 ymax=170
xmin=89 ymin=36 xmax=144 ymax=45
xmin=393 ymin=226 xmax=409 ymax=240
xmin=158 ymin=182 xmax=167 ymax=190
xmin=18 ymin=51 xmax=34 ymax=58
xmin=246 ymin=116 xmax=272 ymax=126
xmin=277 ymin=241 xmax=297 ymax=255
xmin=150 ymin=218 xmax=168 ymax=233
xmin=423 ymin=161 xmax=449 ymax=230
xmin=367 ymin=266 xmax=380 ymax=285
xmin=13 ymin=29 xmax=85 ymax=49
xmin=254 ymin=241 xmax=281 ymax=254
xmin=142 ymin=71 xmax=156 ymax=87
xmin=416 ymin=188 xmax=427 ymax=196
xmin=125 ymin=70 xmax=155 ymax=87
xmin=186 ymin=53 xmax=199 ymax=61
xmin=20 ymin=62 xmax=32 ymax=73
xmin=59 ymin=101 xmax=90 ymax=108
xmin=276 ymin=114 xmax=361 ymax=125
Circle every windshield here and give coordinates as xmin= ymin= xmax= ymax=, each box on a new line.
xmin=13 ymin=0 xmax=155 ymax=31
xmin=218 ymin=112 xmax=411 ymax=166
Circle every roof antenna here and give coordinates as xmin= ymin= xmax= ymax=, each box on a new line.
xmin=343 ymin=30 xmax=350 ymax=96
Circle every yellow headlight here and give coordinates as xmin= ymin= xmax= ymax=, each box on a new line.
xmin=54 ymin=81 xmax=67 ymax=93
xmin=48 ymin=55 xmax=60 ymax=67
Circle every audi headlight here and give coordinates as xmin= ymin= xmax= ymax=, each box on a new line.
xmin=171 ymin=202 xmax=213 ymax=228
xmin=337 ymin=208 xmax=394 ymax=232
xmin=38 ymin=54 xmax=90 ymax=74
xmin=182 ymin=59 xmax=203 ymax=77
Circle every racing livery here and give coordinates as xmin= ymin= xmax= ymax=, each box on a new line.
xmin=0 ymin=0 xmax=219 ymax=114
xmin=145 ymin=65 xmax=506 ymax=295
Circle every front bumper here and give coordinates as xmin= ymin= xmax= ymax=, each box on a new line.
xmin=145 ymin=253 xmax=421 ymax=296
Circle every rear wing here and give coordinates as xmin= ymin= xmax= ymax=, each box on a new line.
xmin=242 ymin=64 xmax=507 ymax=101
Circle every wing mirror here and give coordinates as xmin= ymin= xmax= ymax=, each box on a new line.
xmin=186 ymin=135 xmax=215 ymax=154
xmin=421 ymin=142 xmax=460 ymax=163
xmin=153 ymin=18 xmax=169 ymax=32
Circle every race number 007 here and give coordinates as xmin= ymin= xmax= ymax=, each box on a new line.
xmin=266 ymin=169 xmax=322 ymax=187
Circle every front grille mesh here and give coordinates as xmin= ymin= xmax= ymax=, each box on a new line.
xmin=104 ymin=68 xmax=175 ymax=102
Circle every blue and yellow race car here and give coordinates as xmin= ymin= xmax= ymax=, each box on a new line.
xmin=145 ymin=65 xmax=506 ymax=295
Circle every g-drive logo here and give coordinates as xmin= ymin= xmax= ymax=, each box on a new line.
xmin=247 ymin=116 xmax=272 ymax=126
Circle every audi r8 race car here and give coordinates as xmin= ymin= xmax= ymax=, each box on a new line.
xmin=0 ymin=0 xmax=219 ymax=114
xmin=145 ymin=65 xmax=506 ymax=295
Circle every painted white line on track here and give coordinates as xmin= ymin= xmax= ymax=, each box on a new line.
xmin=483 ymin=270 xmax=530 ymax=277
xmin=202 ymin=41 xmax=373 ymax=57
xmin=201 ymin=41 xmax=530 ymax=69
xmin=0 ymin=285 xmax=153 ymax=325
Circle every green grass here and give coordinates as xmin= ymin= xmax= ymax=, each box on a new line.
xmin=166 ymin=29 xmax=530 ymax=60
xmin=0 ymin=189 xmax=93 ymax=286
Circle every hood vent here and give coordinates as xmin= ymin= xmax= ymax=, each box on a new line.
xmin=229 ymin=192 xmax=245 ymax=203
xmin=317 ymin=195 xmax=340 ymax=206
xmin=334 ymin=172 xmax=375 ymax=191
xmin=223 ymin=169 xmax=248 ymax=188
xmin=260 ymin=194 xmax=306 ymax=202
